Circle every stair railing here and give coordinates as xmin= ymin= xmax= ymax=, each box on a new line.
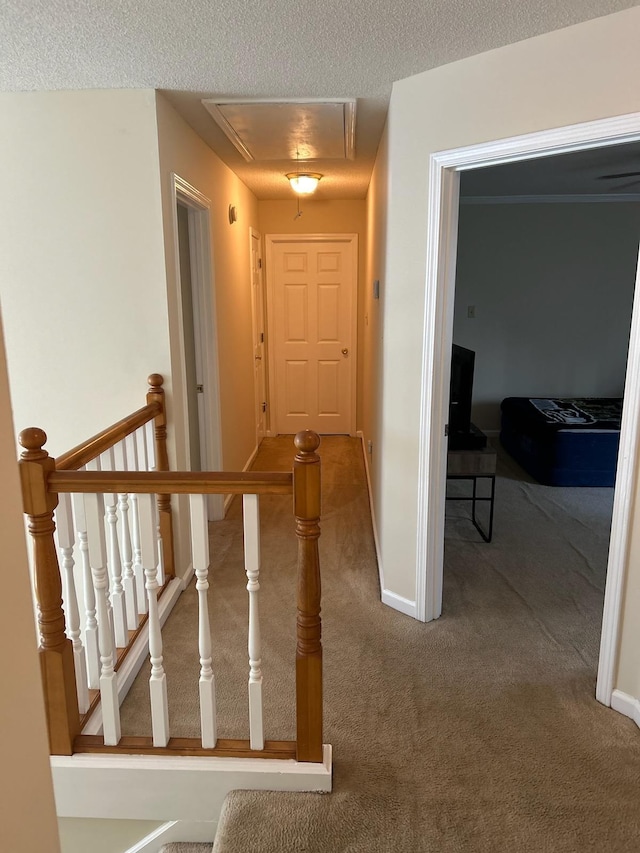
xmin=18 ymin=374 xmax=324 ymax=764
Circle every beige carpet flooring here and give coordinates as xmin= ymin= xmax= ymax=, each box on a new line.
xmin=121 ymin=436 xmax=640 ymax=852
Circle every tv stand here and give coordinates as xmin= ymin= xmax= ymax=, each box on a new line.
xmin=448 ymin=422 xmax=487 ymax=451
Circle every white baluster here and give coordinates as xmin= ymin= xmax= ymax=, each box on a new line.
xmin=55 ymin=493 xmax=89 ymax=713
xmin=114 ymin=440 xmax=138 ymax=629
xmin=100 ymin=448 xmax=128 ymax=648
xmin=84 ymin=491 xmax=121 ymax=746
xmin=189 ymin=494 xmax=217 ymax=748
xmin=243 ymin=494 xmax=264 ymax=750
xmin=125 ymin=432 xmax=147 ymax=615
xmin=72 ymin=490 xmax=100 ymax=690
xmin=139 ymin=423 xmax=165 ymax=585
xmin=145 ymin=419 xmax=156 ymax=470
xmin=86 ymin=456 xmax=116 ymax=654
xmin=139 ymin=492 xmax=169 ymax=747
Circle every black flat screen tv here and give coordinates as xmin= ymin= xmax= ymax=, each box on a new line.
xmin=449 ymin=344 xmax=475 ymax=437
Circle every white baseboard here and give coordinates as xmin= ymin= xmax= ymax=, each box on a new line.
xmin=611 ymin=689 xmax=640 ymax=729
xmin=356 ymin=431 xmax=382 ymax=577
xmin=223 ymin=443 xmax=261 ymax=515
xmin=82 ymin=577 xmax=183 ymax=735
xmin=381 ymin=589 xmax=417 ymax=619
xmin=180 ymin=562 xmax=195 ymax=589
xmin=52 ymin=745 xmax=332 ymax=822
xmin=356 ymin=432 xmax=417 ymax=620
xmin=126 ymin=820 xmax=218 ymax=853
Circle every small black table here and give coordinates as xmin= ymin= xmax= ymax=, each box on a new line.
xmin=446 ymin=446 xmax=497 ymax=542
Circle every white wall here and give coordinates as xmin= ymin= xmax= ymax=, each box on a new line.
xmin=0 ymin=89 xmax=169 ymax=457
xmin=370 ymin=1 xmax=640 ymax=637
xmin=0 ymin=312 xmax=61 ymax=852
xmin=453 ymin=201 xmax=640 ymax=430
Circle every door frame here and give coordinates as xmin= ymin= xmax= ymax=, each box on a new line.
xmin=417 ymin=112 xmax=640 ymax=708
xmin=170 ymin=173 xmax=224 ymax=520
xmin=249 ymin=227 xmax=268 ymax=440
xmin=264 ymin=233 xmax=358 ymax=436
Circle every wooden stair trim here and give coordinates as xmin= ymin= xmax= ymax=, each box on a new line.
xmin=74 ymin=735 xmax=298 ymax=760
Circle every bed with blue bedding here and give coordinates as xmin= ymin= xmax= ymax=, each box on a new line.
xmin=500 ymin=397 xmax=622 ymax=486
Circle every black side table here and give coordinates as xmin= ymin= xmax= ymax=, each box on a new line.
xmin=446 ymin=446 xmax=497 ymax=542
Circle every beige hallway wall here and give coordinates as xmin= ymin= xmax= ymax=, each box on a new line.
xmin=156 ymin=94 xmax=260 ymax=476
xmin=0 ymin=312 xmax=61 ymax=852
xmin=370 ymin=0 xmax=640 ymax=664
xmin=258 ymin=199 xmax=367 ymax=431
xmin=0 ymin=89 xmax=169 ymax=456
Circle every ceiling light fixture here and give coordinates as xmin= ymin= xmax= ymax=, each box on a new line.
xmin=286 ymin=172 xmax=323 ymax=195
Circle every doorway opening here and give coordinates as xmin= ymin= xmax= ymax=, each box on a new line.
xmin=171 ymin=174 xmax=224 ymax=520
xmin=417 ymin=113 xmax=640 ymax=708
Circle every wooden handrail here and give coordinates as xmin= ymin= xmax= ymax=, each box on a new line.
xmin=49 ymin=470 xmax=294 ymax=495
xmin=56 ymin=403 xmax=160 ymax=471
xmin=147 ymin=374 xmax=175 ymax=580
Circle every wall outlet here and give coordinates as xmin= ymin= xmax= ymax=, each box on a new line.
xmin=467 ymin=305 xmax=476 ymax=319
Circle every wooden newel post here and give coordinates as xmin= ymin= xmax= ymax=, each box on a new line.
xmin=18 ymin=428 xmax=80 ymax=755
xmin=147 ymin=374 xmax=175 ymax=579
xmin=293 ymin=430 xmax=323 ymax=763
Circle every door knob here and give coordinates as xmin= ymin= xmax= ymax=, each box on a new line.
xmin=341 ymin=348 xmax=349 ymax=356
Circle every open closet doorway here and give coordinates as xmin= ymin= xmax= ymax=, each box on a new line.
xmin=416 ymin=114 xmax=640 ymax=709
xmin=171 ymin=174 xmax=224 ymax=521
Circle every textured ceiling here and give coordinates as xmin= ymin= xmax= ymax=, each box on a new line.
xmin=2 ymin=0 xmax=639 ymax=199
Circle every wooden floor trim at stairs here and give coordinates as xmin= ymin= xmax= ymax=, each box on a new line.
xmin=74 ymin=735 xmax=298 ymax=760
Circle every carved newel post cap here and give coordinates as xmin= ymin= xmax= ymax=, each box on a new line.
xmin=19 ymin=427 xmax=48 ymax=453
xmin=147 ymin=373 xmax=164 ymax=390
xmin=294 ymin=430 xmax=321 ymax=454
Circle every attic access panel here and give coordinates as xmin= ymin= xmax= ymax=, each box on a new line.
xmin=201 ymin=99 xmax=356 ymax=162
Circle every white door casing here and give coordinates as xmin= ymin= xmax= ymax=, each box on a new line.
xmin=170 ymin=174 xmax=224 ymax=521
xmin=265 ymin=234 xmax=357 ymax=436
xmin=417 ymin=113 xmax=640 ymax=712
xmin=250 ymin=229 xmax=268 ymax=440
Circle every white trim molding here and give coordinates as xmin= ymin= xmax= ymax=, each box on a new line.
xmin=611 ymin=690 xmax=640 ymax=729
xmin=357 ymin=432 xmax=417 ymax=619
xmin=170 ymin=173 xmax=225 ymax=522
xmin=126 ymin=820 xmax=218 ymax=853
xmin=356 ymin=431 xmax=382 ymax=574
xmin=416 ymin=112 xmax=640 ymax=710
xmin=52 ymin=746 xmax=332 ymax=821
xmin=381 ymin=589 xmax=417 ymax=619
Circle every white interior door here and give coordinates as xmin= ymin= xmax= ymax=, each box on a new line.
xmin=250 ymin=229 xmax=267 ymax=440
xmin=266 ymin=234 xmax=357 ymax=435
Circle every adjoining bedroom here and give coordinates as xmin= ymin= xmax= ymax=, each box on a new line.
xmin=443 ymin=142 xmax=640 ymax=697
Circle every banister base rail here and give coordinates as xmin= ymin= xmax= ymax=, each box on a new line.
xmin=50 ymin=746 xmax=332 ymax=824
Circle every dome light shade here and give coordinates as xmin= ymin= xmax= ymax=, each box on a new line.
xmin=286 ymin=172 xmax=323 ymax=195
